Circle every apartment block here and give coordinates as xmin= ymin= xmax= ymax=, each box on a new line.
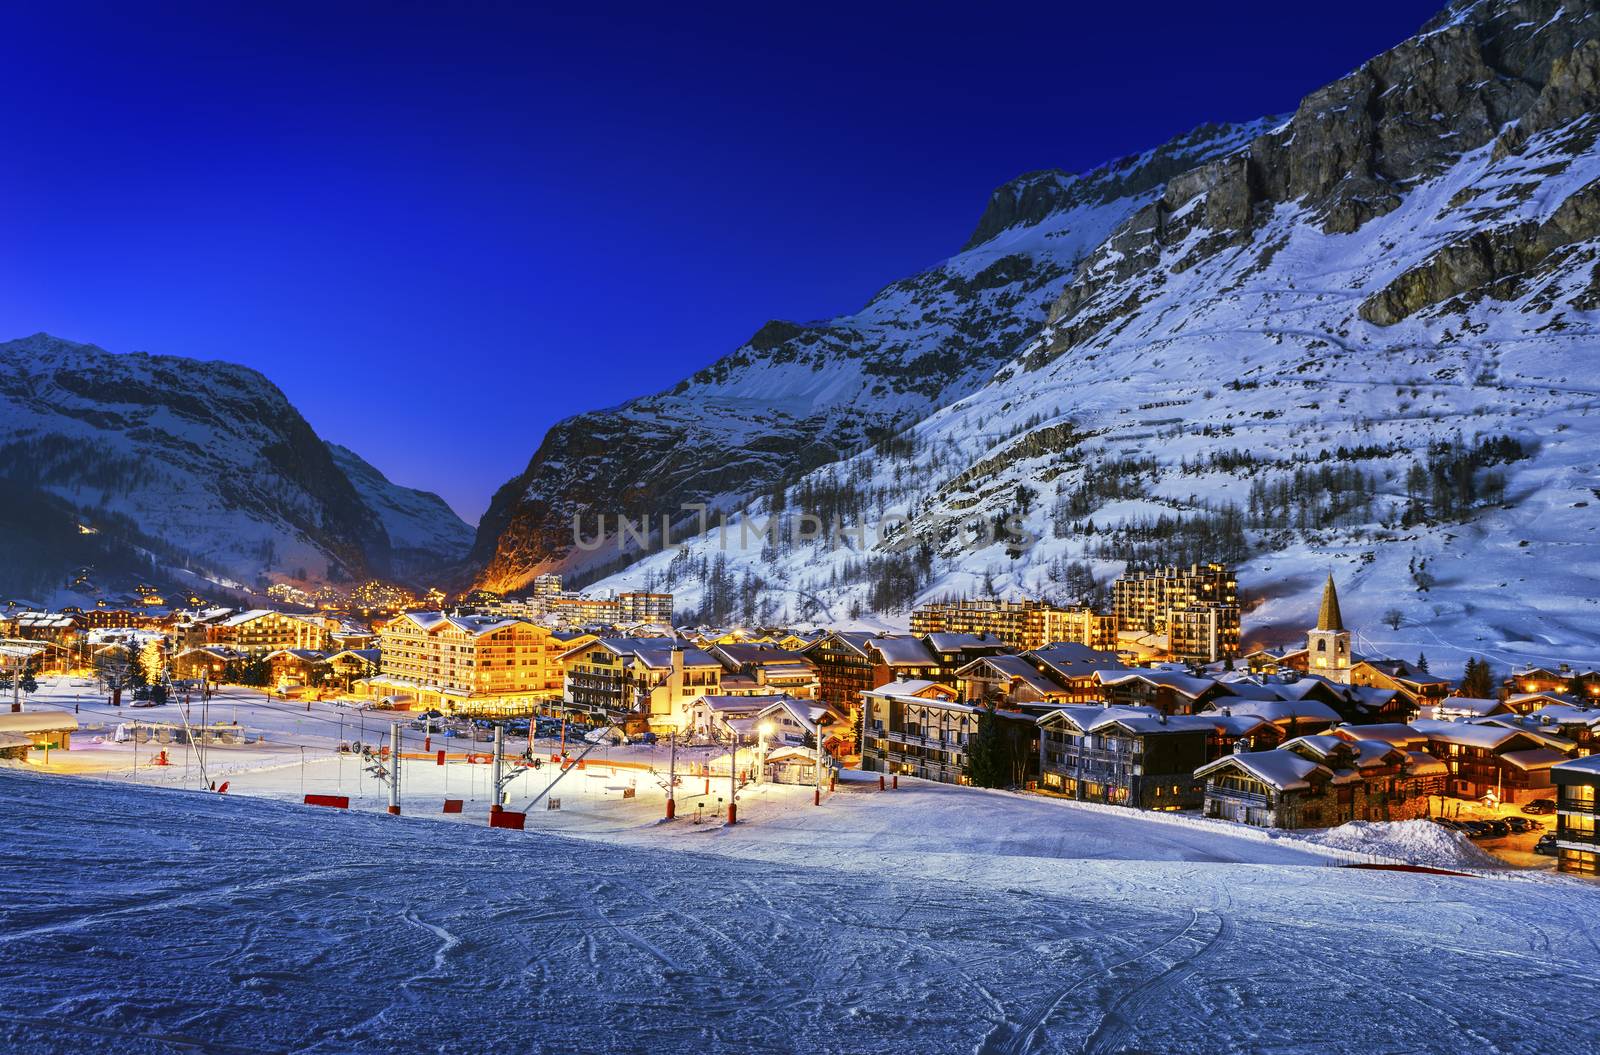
xmin=1111 ymin=563 xmax=1236 ymax=634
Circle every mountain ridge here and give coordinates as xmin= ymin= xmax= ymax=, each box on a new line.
xmin=0 ymin=333 xmax=471 ymax=601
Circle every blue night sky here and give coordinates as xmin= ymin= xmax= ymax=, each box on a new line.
xmin=2 ymin=1 xmax=1447 ymax=523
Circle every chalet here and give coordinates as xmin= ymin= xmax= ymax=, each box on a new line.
xmin=172 ymin=645 xmax=246 ymax=681
xmin=325 ymin=648 xmax=380 ymax=692
xmin=1197 ymin=748 xmax=1333 ymax=827
xmin=686 ymin=694 xmax=794 ymax=741
xmin=1202 ymin=711 xmax=1284 ymax=757
xmin=1257 ymin=673 xmax=1412 ymax=725
xmin=1506 ymin=666 xmax=1600 ymax=701
xmin=212 ymin=610 xmax=330 ymax=654
xmin=1243 ymin=646 xmax=1309 ymax=675
xmin=1518 ymin=703 xmax=1600 ymax=753
xmin=265 ymin=649 xmax=328 ymax=692
xmin=1024 ymin=644 xmax=1127 ymax=703
xmin=919 ymin=632 xmax=1013 ymax=681
xmin=1197 ymin=734 xmax=1446 ymax=829
xmin=1037 ymin=705 xmax=1214 ymax=809
xmin=1349 ymin=659 xmax=1452 ymax=714
xmin=1278 ymin=735 xmax=1445 ymax=821
xmin=1551 ymin=756 xmax=1600 ymax=876
xmin=1096 ymin=670 xmax=1228 ymax=715
xmin=0 ymin=710 xmax=78 ymax=755
xmin=562 ymin=638 xmax=722 ymax=729
xmin=865 ymin=636 xmax=941 ymax=685
xmin=753 ymin=695 xmax=847 ymax=751
xmin=1202 ymin=696 xmax=1343 ymax=744
xmin=1429 ymin=696 xmax=1512 ymax=721
xmin=860 ymin=680 xmax=1035 ymax=786
xmin=1329 ymin=723 xmax=1429 ymax=751
xmin=956 ymin=654 xmax=1072 ymax=710
xmin=1411 ymin=718 xmax=1574 ymax=803
xmin=804 ymin=631 xmax=883 ymax=710
xmin=707 ymin=643 xmax=820 ymax=698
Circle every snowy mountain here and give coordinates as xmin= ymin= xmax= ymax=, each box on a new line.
xmin=469 ymin=119 xmax=1272 ymax=591
xmin=326 ymin=443 xmax=474 ymax=582
xmin=576 ymin=0 xmax=1600 ymax=672
xmin=0 ymin=333 xmax=470 ymax=600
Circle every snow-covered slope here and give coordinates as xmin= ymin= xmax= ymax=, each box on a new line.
xmin=5 ymin=765 xmax=1599 ymax=1053
xmin=588 ymin=0 xmax=1600 ymax=672
xmin=0 ymin=333 xmax=465 ymax=598
xmin=470 ymin=120 xmax=1272 ymax=591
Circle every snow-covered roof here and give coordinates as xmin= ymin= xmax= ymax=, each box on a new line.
xmin=1038 ymin=704 xmax=1155 ymax=732
xmin=922 ymin=632 xmax=1002 ymax=653
xmin=868 ymin=637 xmax=938 ymax=667
xmin=1197 ymin=750 xmax=1330 ymax=792
xmin=1554 ymin=755 xmax=1600 ymax=778
xmin=0 ymin=710 xmax=79 ymax=734
xmin=1026 ymin=643 xmax=1124 ymax=679
xmin=327 ymin=648 xmax=380 ymax=665
xmin=395 ymin=611 xmax=527 ymax=638
xmin=865 ymin=679 xmax=959 ymax=701
xmin=1409 ymin=719 xmax=1563 ymax=751
xmin=1435 ymin=696 xmax=1508 ymax=717
xmin=1096 ymin=670 xmax=1218 ymax=698
xmin=1500 ymin=747 xmax=1572 ymax=772
xmin=1206 ymin=698 xmax=1341 ymax=725
xmin=1330 ymin=723 xmax=1426 ymax=748
xmin=958 ymin=654 xmax=1065 ymax=697
xmin=693 ymin=694 xmax=792 ymax=714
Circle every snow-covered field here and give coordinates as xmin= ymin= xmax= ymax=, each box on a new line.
xmin=5 ymin=678 xmax=1600 ymax=1053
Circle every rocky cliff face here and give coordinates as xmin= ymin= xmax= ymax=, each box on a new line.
xmin=470 ymin=119 xmax=1271 ymax=592
xmin=583 ymin=0 xmax=1600 ymax=669
xmin=0 ymin=334 xmax=469 ymax=599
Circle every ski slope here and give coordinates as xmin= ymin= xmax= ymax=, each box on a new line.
xmin=2 ymin=763 xmax=1598 ymax=1053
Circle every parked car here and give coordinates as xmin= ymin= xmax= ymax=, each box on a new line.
xmin=1480 ymin=819 xmax=1512 ymax=838
xmin=1505 ymin=816 xmax=1543 ymax=833
xmin=1523 ymin=798 xmax=1557 ymax=815
xmin=1458 ymin=821 xmax=1493 ymax=839
xmin=634 ymin=731 xmax=658 ymax=745
xmin=1534 ymin=833 xmax=1560 ymax=857
xmin=1430 ymin=817 xmax=1463 ymax=831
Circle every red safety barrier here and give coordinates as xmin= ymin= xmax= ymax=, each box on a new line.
xmin=304 ymin=794 xmax=350 ymax=809
xmin=467 ymin=753 xmax=491 ymax=764
xmin=489 ymin=810 xmax=526 ymax=830
xmin=442 ymin=799 xmax=463 ymax=814
xmin=436 ymin=749 xmax=446 ymax=766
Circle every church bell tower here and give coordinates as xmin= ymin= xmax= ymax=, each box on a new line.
xmin=1306 ymin=574 xmax=1352 ymax=683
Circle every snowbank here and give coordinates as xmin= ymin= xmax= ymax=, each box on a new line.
xmin=1295 ymin=819 xmax=1503 ymax=871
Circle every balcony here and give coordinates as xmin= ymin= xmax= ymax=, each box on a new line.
xmin=1206 ymin=786 xmax=1270 ymax=807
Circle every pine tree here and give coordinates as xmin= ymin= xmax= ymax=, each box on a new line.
xmin=963 ymin=707 xmax=1008 ymax=788
xmin=1416 ymin=653 xmax=1429 ymax=673
xmin=1461 ymin=656 xmax=1496 ymax=698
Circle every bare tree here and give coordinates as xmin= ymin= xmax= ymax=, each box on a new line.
xmin=1382 ymin=609 xmax=1404 ymax=631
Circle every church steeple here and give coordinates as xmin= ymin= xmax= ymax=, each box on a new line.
xmin=1316 ymin=574 xmax=1344 ymax=632
xmin=1307 ymin=573 xmax=1353 ymax=683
